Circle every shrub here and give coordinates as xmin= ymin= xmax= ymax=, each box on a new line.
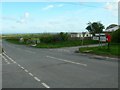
xmin=40 ymin=36 xmax=54 ymax=43
xmin=111 ymin=29 xmax=120 ymax=43
xmin=40 ymin=32 xmax=69 ymax=43
xmin=59 ymin=32 xmax=69 ymax=41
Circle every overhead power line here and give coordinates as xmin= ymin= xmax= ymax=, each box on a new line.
xmin=65 ymin=2 xmax=100 ymax=8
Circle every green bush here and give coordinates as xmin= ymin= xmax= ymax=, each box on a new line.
xmin=40 ymin=36 xmax=54 ymax=43
xmin=40 ymin=32 xmax=69 ymax=43
xmin=111 ymin=29 xmax=120 ymax=43
xmin=59 ymin=32 xmax=69 ymax=41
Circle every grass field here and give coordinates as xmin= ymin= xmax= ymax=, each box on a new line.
xmin=79 ymin=43 xmax=120 ymax=57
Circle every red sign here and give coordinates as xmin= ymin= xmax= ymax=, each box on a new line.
xmin=106 ymin=34 xmax=111 ymax=42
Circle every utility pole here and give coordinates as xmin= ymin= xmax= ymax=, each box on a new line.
xmin=81 ymin=32 xmax=85 ymax=45
xmin=97 ymin=22 xmax=101 ymax=47
xmin=89 ymin=22 xmax=95 ymax=36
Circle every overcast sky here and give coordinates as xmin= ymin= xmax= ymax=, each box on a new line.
xmin=2 ymin=2 xmax=118 ymax=34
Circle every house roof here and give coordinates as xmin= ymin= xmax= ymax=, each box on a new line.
xmin=105 ymin=26 xmax=119 ymax=32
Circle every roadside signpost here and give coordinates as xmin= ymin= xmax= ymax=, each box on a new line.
xmin=93 ymin=36 xmax=99 ymax=40
xmin=93 ymin=33 xmax=106 ymax=40
xmin=93 ymin=33 xmax=106 ymax=42
xmin=99 ymin=33 xmax=106 ymax=42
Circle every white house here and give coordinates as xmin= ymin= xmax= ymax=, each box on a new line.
xmin=70 ymin=33 xmax=81 ymax=38
xmin=84 ymin=32 xmax=93 ymax=37
xmin=70 ymin=32 xmax=92 ymax=38
xmin=105 ymin=26 xmax=119 ymax=32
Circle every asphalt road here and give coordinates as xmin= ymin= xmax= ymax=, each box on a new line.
xmin=2 ymin=40 xmax=119 ymax=88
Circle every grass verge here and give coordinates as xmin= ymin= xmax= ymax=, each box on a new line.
xmin=5 ymin=38 xmax=26 ymax=45
xmin=79 ymin=43 xmax=120 ymax=58
xmin=35 ymin=40 xmax=98 ymax=48
xmin=5 ymin=38 xmax=99 ymax=48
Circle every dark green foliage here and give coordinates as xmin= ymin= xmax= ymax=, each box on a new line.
xmin=86 ymin=22 xmax=105 ymax=36
xmin=6 ymin=38 xmax=26 ymax=45
xmin=40 ymin=32 xmax=69 ymax=43
xmin=36 ymin=40 xmax=98 ymax=48
xmin=59 ymin=32 xmax=69 ymax=41
xmin=5 ymin=33 xmax=99 ymax=48
xmin=5 ymin=37 xmax=99 ymax=48
xmin=40 ymin=36 xmax=54 ymax=43
xmin=111 ymin=29 xmax=120 ymax=43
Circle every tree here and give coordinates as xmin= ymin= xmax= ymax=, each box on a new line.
xmin=111 ymin=29 xmax=120 ymax=43
xmin=59 ymin=32 xmax=69 ymax=41
xmin=86 ymin=21 xmax=105 ymax=36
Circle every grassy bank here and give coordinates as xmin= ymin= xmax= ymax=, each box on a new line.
xmin=6 ymin=38 xmax=26 ymax=45
xmin=36 ymin=40 xmax=98 ymax=48
xmin=79 ymin=43 xmax=120 ymax=57
xmin=5 ymin=38 xmax=98 ymax=48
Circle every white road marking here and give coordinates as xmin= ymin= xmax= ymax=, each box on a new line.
xmin=10 ymin=59 xmax=14 ymax=62
xmin=2 ymin=55 xmax=10 ymax=64
xmin=24 ymin=69 xmax=28 ymax=72
xmin=20 ymin=67 xmax=25 ymax=70
xmin=34 ymin=77 xmax=41 ymax=82
xmin=42 ymin=83 xmax=50 ymax=88
xmin=29 ymin=73 xmax=33 ymax=76
xmin=49 ymin=49 xmax=70 ymax=53
xmin=13 ymin=61 xmax=16 ymax=63
xmin=4 ymin=51 xmax=7 ymax=54
xmin=3 ymin=53 xmax=14 ymax=62
xmin=46 ymin=56 xmax=87 ymax=67
xmin=2 ymin=52 xmax=51 ymax=88
xmin=18 ymin=64 xmax=21 ymax=67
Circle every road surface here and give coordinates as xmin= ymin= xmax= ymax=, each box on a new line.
xmin=2 ymin=40 xmax=119 ymax=88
